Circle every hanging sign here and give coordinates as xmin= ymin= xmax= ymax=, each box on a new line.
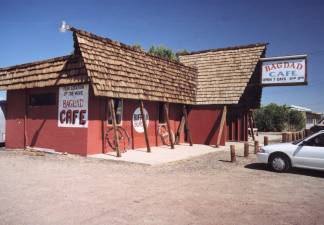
xmin=261 ymin=55 xmax=307 ymax=86
xmin=58 ymin=84 xmax=89 ymax=128
xmin=132 ymin=107 xmax=149 ymax=133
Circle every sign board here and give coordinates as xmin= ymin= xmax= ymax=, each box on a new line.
xmin=261 ymin=55 xmax=307 ymax=86
xmin=58 ymin=84 xmax=89 ymax=128
xmin=132 ymin=107 xmax=149 ymax=133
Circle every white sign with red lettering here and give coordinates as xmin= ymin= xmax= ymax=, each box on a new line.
xmin=58 ymin=84 xmax=89 ymax=128
xmin=132 ymin=107 xmax=149 ymax=133
xmin=261 ymin=56 xmax=307 ymax=85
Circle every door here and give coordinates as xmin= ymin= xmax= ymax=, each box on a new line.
xmin=293 ymin=133 xmax=324 ymax=170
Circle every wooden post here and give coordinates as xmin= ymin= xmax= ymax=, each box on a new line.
xmin=164 ymin=103 xmax=174 ymax=149
xmin=264 ymin=136 xmax=269 ymax=146
xmin=254 ymin=140 xmax=259 ymax=154
xmin=183 ymin=105 xmax=193 ymax=146
xmin=230 ymin=145 xmax=236 ymax=162
xmin=292 ymin=132 xmax=296 ymax=141
xmin=175 ymin=116 xmax=185 ymax=145
xmin=244 ymin=142 xmax=249 ymax=157
xmin=216 ymin=106 xmax=227 ymax=148
xmin=109 ymin=99 xmax=121 ymax=157
xmin=248 ymin=111 xmax=255 ymax=141
xmin=282 ymin=133 xmax=286 ymax=143
xmin=139 ymin=100 xmax=151 ymax=153
xmin=305 ymin=129 xmax=310 ymax=137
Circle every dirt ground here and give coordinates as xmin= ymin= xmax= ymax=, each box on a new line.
xmin=0 ymin=138 xmax=324 ymax=225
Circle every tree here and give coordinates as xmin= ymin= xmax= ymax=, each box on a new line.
xmin=288 ymin=109 xmax=306 ymax=131
xmin=131 ymin=44 xmax=144 ymax=51
xmin=148 ymin=46 xmax=178 ymax=61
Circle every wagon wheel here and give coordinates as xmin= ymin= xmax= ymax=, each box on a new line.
xmin=157 ymin=124 xmax=175 ymax=146
xmin=105 ymin=127 xmax=131 ymax=153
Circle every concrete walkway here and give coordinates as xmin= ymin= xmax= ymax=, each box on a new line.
xmin=88 ymin=133 xmax=282 ymax=165
xmin=89 ymin=144 xmax=227 ymax=165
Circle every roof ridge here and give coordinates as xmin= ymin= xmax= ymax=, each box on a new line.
xmin=70 ymin=27 xmax=194 ymax=69
xmin=0 ymin=55 xmax=73 ymax=72
xmin=178 ymin=43 xmax=268 ymax=56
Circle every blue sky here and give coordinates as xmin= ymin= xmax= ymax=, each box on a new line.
xmin=0 ymin=0 xmax=323 ymax=111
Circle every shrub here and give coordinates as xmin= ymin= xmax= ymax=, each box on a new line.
xmin=254 ymin=103 xmax=305 ymax=132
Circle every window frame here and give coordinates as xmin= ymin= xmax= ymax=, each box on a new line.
xmin=29 ymin=93 xmax=56 ymax=107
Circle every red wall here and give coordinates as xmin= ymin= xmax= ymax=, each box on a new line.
xmin=6 ymin=87 xmax=88 ymax=155
xmin=6 ymin=90 xmax=26 ymax=149
xmin=100 ymin=100 xmax=184 ymax=154
xmin=187 ymin=106 xmax=226 ymax=146
xmin=227 ymin=107 xmax=249 ymax=142
xmin=7 ymin=86 xmax=250 ymax=156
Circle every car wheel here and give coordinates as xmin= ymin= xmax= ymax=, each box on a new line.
xmin=269 ymin=154 xmax=291 ymax=172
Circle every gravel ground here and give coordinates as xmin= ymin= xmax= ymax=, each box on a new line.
xmin=0 ymin=142 xmax=324 ymax=225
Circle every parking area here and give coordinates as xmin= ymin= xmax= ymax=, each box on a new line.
xmin=0 ymin=133 xmax=323 ymax=225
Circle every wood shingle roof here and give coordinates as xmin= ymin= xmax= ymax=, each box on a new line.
xmin=0 ymin=55 xmax=88 ymax=90
xmin=72 ymin=28 xmax=197 ymax=104
xmin=0 ymin=28 xmax=266 ymax=106
xmin=178 ymin=44 xmax=266 ymax=105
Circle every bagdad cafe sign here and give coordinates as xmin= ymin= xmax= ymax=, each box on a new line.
xmin=132 ymin=107 xmax=149 ymax=133
xmin=58 ymin=84 xmax=89 ymax=128
xmin=261 ymin=55 xmax=307 ymax=86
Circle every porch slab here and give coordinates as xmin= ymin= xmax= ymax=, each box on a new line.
xmin=88 ymin=144 xmax=226 ymax=165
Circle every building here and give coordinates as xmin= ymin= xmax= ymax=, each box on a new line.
xmin=0 ymin=27 xmax=266 ymax=156
xmin=290 ymin=105 xmax=322 ymax=129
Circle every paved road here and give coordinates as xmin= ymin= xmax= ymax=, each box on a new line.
xmin=0 ymin=149 xmax=324 ymax=225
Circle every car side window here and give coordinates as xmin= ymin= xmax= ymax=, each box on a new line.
xmin=304 ymin=134 xmax=324 ymax=147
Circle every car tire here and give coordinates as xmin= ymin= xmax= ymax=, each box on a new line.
xmin=268 ymin=154 xmax=291 ymax=173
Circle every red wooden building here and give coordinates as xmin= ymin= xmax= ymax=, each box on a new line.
xmin=0 ymin=27 xmax=266 ymax=156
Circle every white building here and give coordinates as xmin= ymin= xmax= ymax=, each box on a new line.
xmin=290 ymin=105 xmax=323 ymax=129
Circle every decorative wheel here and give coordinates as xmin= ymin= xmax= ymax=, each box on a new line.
xmin=105 ymin=127 xmax=131 ymax=153
xmin=157 ymin=124 xmax=175 ymax=146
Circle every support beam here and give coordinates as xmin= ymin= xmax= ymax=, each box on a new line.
xmin=108 ymin=99 xmax=121 ymax=157
xmin=248 ymin=111 xmax=255 ymax=141
xmin=139 ymin=100 xmax=151 ymax=152
xmin=163 ymin=103 xmax=174 ymax=149
xmin=216 ymin=106 xmax=227 ymax=148
xmin=182 ymin=105 xmax=193 ymax=146
xmin=175 ymin=115 xmax=185 ymax=145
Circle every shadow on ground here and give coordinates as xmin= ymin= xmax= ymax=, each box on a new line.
xmin=245 ymin=163 xmax=324 ymax=178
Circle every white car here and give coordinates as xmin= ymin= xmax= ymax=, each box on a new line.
xmin=257 ymin=130 xmax=324 ymax=172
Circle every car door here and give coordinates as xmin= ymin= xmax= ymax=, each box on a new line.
xmin=292 ymin=133 xmax=324 ymax=170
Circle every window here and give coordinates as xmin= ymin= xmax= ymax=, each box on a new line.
xmin=304 ymin=134 xmax=324 ymax=147
xmin=108 ymin=99 xmax=123 ymax=125
xmin=158 ymin=102 xmax=166 ymax=124
xmin=29 ymin=93 xmax=56 ymax=106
